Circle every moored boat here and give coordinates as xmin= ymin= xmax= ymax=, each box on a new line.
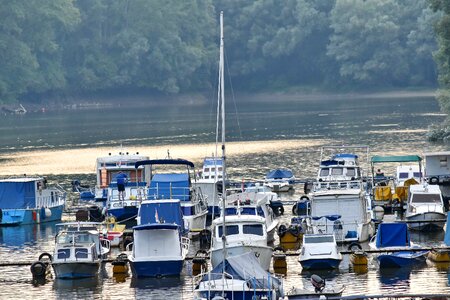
xmin=0 ymin=177 xmax=66 ymax=225
xmin=264 ymin=169 xmax=295 ymax=192
xmin=51 ymin=222 xmax=111 ymax=279
xmin=405 ymin=183 xmax=446 ymax=231
xmin=428 ymin=213 xmax=450 ymax=262
xmin=298 ymin=233 xmax=342 ymax=270
xmin=369 ymin=222 xmax=428 ymax=268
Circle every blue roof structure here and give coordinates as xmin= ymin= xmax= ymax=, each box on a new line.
xmin=0 ymin=181 xmax=36 ymax=209
xmin=135 ymin=159 xmax=194 ymax=169
xmin=266 ymin=169 xmax=293 ymax=179
xmin=376 ymin=223 xmax=410 ymax=248
xmin=203 ymin=158 xmax=223 ymax=166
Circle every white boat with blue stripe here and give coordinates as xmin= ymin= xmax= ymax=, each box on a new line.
xmin=128 ymin=199 xmax=190 ymax=277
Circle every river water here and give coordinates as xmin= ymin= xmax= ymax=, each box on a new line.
xmin=0 ymin=93 xmax=449 ymax=299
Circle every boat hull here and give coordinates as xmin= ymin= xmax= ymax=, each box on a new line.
xmin=129 ymin=259 xmax=183 ymax=277
xmin=52 ymin=262 xmax=100 ymax=279
xmin=184 ymin=210 xmax=208 ymax=232
xmin=0 ymin=205 xmax=64 ymax=226
xmin=377 ymin=251 xmax=428 ymax=268
xmin=299 ymin=258 xmax=341 ymax=270
xmin=211 ymin=245 xmax=273 ymax=271
xmin=108 ymin=206 xmax=138 ymax=222
xmin=406 ymin=212 xmax=446 ymax=231
xmin=428 ymin=249 xmax=450 ymax=262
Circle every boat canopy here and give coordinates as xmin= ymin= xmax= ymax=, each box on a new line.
xmin=332 ymin=153 xmax=358 ymax=159
xmin=148 ymin=173 xmax=190 ymax=201
xmin=320 ymin=160 xmax=345 ymax=166
xmin=202 ymin=252 xmax=281 ymax=290
xmin=445 ymin=214 xmax=450 ymax=246
xmin=371 ymin=155 xmax=422 ymax=164
xmin=203 ymin=158 xmax=223 ymax=166
xmin=139 ymin=200 xmax=184 ymax=227
xmin=0 ymin=181 xmax=36 ymax=209
xmin=375 ymin=223 xmax=410 ymax=248
xmin=135 ymin=159 xmax=194 ymax=169
xmin=266 ymin=169 xmax=293 ymax=179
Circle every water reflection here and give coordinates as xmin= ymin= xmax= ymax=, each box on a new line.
xmin=0 ymin=222 xmax=57 ymax=248
xmin=53 ymin=276 xmax=103 ymax=299
xmin=378 ymin=267 xmax=412 ymax=286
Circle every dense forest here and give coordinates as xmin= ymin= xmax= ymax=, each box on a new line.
xmin=0 ymin=0 xmax=443 ymax=104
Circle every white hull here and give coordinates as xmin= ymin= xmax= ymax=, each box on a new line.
xmin=210 ymin=244 xmax=273 ymax=271
xmin=406 ymin=212 xmax=447 ymax=231
xmin=184 ymin=210 xmax=208 ymax=232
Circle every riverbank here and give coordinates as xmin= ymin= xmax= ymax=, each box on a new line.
xmin=4 ymin=89 xmax=438 ymax=114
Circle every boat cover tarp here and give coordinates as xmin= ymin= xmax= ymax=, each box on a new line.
xmin=266 ymin=169 xmax=293 ymax=179
xmin=139 ymin=200 xmax=184 ymax=228
xmin=371 ymin=155 xmax=422 ymax=164
xmin=148 ymin=173 xmax=190 ymax=201
xmin=133 ymin=223 xmax=179 ymax=231
xmin=445 ymin=214 xmax=450 ymax=246
xmin=202 ymin=252 xmax=281 ymax=290
xmin=376 ymin=223 xmax=410 ymax=248
xmin=135 ymin=159 xmax=194 ymax=169
xmin=0 ymin=181 xmax=36 ymax=209
xmin=311 ymin=215 xmax=341 ymax=221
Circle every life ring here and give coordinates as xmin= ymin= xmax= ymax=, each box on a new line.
xmin=348 ymin=242 xmax=363 ymax=251
xmin=292 ymin=204 xmax=299 ymax=215
xmin=429 ymin=177 xmax=439 ymax=185
xmin=277 ymin=224 xmax=287 ymax=237
xmin=30 ymin=261 xmax=46 ymax=277
xmin=38 ymin=252 xmax=53 ymax=262
xmin=300 ymin=195 xmax=309 ymax=201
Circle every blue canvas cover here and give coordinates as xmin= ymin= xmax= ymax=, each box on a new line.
xmin=320 ymin=160 xmax=344 ymax=166
xmin=202 ymin=252 xmax=281 ymax=290
xmin=203 ymin=158 xmax=223 ymax=166
xmin=139 ymin=200 xmax=184 ymax=229
xmin=0 ymin=181 xmax=36 ymax=209
xmin=444 ymin=214 xmax=450 ymax=246
xmin=148 ymin=173 xmax=190 ymax=201
xmin=376 ymin=223 xmax=410 ymax=248
xmin=266 ymin=169 xmax=293 ymax=179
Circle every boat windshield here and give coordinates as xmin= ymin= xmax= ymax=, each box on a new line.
xmin=305 ymin=235 xmax=334 ymax=243
xmin=346 ymin=168 xmax=356 ymax=176
xmin=218 ymin=225 xmax=239 ymax=237
xmin=243 ymin=224 xmax=264 ymax=236
xmin=319 ymin=168 xmax=329 ymax=176
xmin=411 ymin=194 xmax=441 ymax=203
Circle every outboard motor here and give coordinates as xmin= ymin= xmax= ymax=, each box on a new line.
xmin=71 ymin=180 xmax=81 ymax=192
xmin=311 ymin=274 xmax=325 ymax=293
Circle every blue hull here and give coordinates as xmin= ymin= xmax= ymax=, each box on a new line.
xmin=300 ymin=258 xmax=341 ymax=270
xmin=0 ymin=205 xmax=64 ymax=225
xmin=129 ymin=260 xmax=183 ymax=278
xmin=378 ymin=251 xmax=428 ymax=268
xmin=108 ymin=206 xmax=138 ymax=222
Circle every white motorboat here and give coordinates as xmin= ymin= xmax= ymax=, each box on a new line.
xmin=298 ymin=233 xmax=342 ymax=270
xmin=51 ymin=222 xmax=111 ymax=279
xmin=210 ymin=214 xmax=273 ymax=271
xmin=405 ymin=184 xmax=446 ymax=231
xmin=264 ymin=169 xmax=295 ymax=192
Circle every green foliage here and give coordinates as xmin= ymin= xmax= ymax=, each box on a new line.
xmin=0 ymin=0 xmax=441 ymax=103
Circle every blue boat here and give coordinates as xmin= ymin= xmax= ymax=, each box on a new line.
xmin=135 ymin=159 xmax=208 ymax=232
xmin=369 ymin=222 xmax=428 ymax=268
xmin=128 ymin=200 xmax=190 ymax=278
xmin=106 ymin=181 xmax=147 ymax=221
xmin=298 ymin=233 xmax=343 ymax=270
xmin=0 ymin=177 xmax=66 ymax=225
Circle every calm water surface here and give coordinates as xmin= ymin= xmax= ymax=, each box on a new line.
xmin=0 ymin=94 xmax=449 ymax=299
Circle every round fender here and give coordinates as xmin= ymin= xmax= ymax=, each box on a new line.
xmin=38 ymin=252 xmax=53 ymax=262
xmin=30 ymin=261 xmax=46 ymax=277
xmin=348 ymin=242 xmax=362 ymax=251
xmin=292 ymin=204 xmax=298 ymax=215
xmin=300 ymin=195 xmax=310 ymax=201
xmin=277 ymin=224 xmax=287 ymax=237
xmin=278 ymin=206 xmax=284 ymax=215
xmin=429 ymin=177 xmax=439 ymax=184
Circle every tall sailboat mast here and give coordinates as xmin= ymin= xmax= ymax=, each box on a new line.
xmin=219 ymin=10 xmax=227 ymax=279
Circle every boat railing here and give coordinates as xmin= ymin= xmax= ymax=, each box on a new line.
xmin=192 ymin=271 xmax=236 ymax=298
xmin=313 ymin=180 xmax=363 ymax=192
xmin=312 ymin=219 xmax=359 ymax=241
xmin=147 ymin=185 xmax=191 ymax=201
xmin=181 ymin=237 xmax=190 ymax=256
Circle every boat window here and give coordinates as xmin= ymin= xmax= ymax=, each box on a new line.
xmin=319 ymin=168 xmax=329 ymax=176
xmin=304 ymin=235 xmax=334 ymax=243
xmin=331 ymin=168 xmax=343 ymax=175
xmin=204 ymin=168 xmax=210 ymax=172
xmin=218 ymin=175 xmax=223 ymax=179
xmin=218 ymin=225 xmax=239 ymax=237
xmin=413 ymin=172 xmax=422 ymax=178
xmin=411 ymin=194 xmax=441 ymax=203
xmin=218 ymin=167 xmax=223 ymax=172
xmin=346 ymin=168 xmax=355 ymax=176
xmin=257 ymin=207 xmax=264 ymax=217
xmin=204 ymin=176 xmax=209 ymax=179
xmin=210 ymin=167 xmax=215 ymax=172
xmin=243 ymin=207 xmax=257 ymax=215
xmin=211 ymin=175 xmax=215 ymax=179
xmin=57 ymin=249 xmax=71 ymax=259
xmin=399 ymin=172 xmax=409 ymax=179
xmin=243 ymin=224 xmax=264 ymax=236
xmin=75 ymin=248 xmax=89 ymax=259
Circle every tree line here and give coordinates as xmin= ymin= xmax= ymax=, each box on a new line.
xmin=0 ymin=0 xmax=442 ymax=104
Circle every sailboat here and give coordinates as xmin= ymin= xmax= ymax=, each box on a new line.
xmin=193 ymin=12 xmax=283 ymax=300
